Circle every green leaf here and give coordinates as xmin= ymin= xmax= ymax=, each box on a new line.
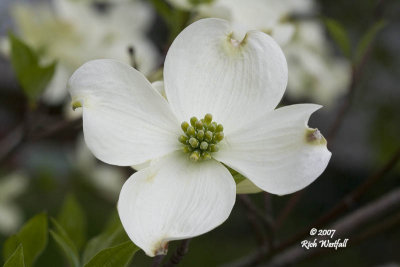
xmin=57 ymin=194 xmax=87 ymax=250
xmin=324 ymin=18 xmax=351 ymax=58
xmin=84 ymin=241 xmax=139 ymax=267
xmin=8 ymin=33 xmax=56 ymax=104
xmin=82 ymin=213 xmax=129 ymax=264
xmin=2 ymin=213 xmax=48 ymax=267
xmin=3 ymin=245 xmax=25 ymax=267
xmin=49 ymin=218 xmax=80 ymax=267
xmin=188 ymin=0 xmax=214 ymax=5
xmin=354 ymin=20 xmax=386 ymax=64
xmin=3 ymin=235 xmax=20 ymax=262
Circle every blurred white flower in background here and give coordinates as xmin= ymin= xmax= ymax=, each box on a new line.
xmin=0 ymin=172 xmax=28 ymax=235
xmin=166 ymin=0 xmax=351 ymax=106
xmin=284 ymin=21 xmax=350 ymax=105
xmin=3 ymin=0 xmax=159 ymax=105
xmin=73 ymin=135 xmax=125 ymax=201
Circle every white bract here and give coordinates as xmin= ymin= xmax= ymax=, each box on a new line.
xmin=68 ymin=19 xmax=331 ymax=256
xmin=166 ymin=0 xmax=351 ymax=106
xmin=4 ymin=0 xmax=158 ymax=105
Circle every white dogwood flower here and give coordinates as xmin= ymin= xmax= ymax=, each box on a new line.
xmin=68 ymin=19 xmax=331 ymax=256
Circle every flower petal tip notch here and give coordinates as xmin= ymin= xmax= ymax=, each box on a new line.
xmin=305 ymin=128 xmax=327 ymax=146
xmin=153 ymin=240 xmax=169 ymax=256
xmin=227 ymin=32 xmax=248 ymax=48
xmin=71 ymin=100 xmax=82 ymax=111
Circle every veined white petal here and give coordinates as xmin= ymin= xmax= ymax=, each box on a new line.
xmin=118 ymin=152 xmax=236 ymax=256
xmin=164 ymin=18 xmax=288 ymax=135
xmin=68 ymin=59 xmax=181 ymax=166
xmin=215 ymin=104 xmax=331 ymax=195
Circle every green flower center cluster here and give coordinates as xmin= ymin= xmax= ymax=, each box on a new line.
xmin=179 ymin=113 xmax=224 ymax=162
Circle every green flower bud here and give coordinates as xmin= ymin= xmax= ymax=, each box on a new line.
xmin=205 ymin=131 xmax=213 ymax=142
xmin=197 ymin=130 xmax=204 ymax=141
xmin=195 ymin=120 xmax=203 ymax=130
xmin=202 ymin=151 xmax=212 ymax=160
xmin=209 ymin=144 xmax=218 ymax=152
xmin=181 ymin=121 xmax=189 ymax=132
xmin=189 ymin=137 xmax=199 ymax=148
xmin=178 ymin=135 xmax=188 ymax=144
xmin=208 ymin=123 xmax=216 ymax=132
xmin=183 ymin=146 xmax=192 ymax=153
xmin=204 ymin=113 xmax=213 ymax=124
xmin=189 ymin=150 xmax=200 ymax=161
xmin=214 ymin=132 xmax=224 ymax=142
xmin=200 ymin=141 xmax=208 ymax=150
xmin=190 ymin=117 xmax=198 ymax=127
xmin=187 ymin=126 xmax=195 ymax=136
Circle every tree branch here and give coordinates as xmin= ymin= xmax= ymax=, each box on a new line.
xmin=275 ymin=147 xmax=400 ymax=251
xmin=262 ymin=188 xmax=400 ymax=267
xmin=152 ymin=255 xmax=166 ymax=267
xmin=226 ymin=148 xmax=399 ymax=267
xmin=274 ymin=191 xmax=304 ymax=231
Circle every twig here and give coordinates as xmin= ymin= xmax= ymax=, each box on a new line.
xmin=239 ymin=195 xmax=274 ymax=229
xmin=274 ymin=191 xmax=304 ymax=231
xmin=351 ymin=210 xmax=400 ymax=244
xmin=227 ymin=148 xmax=400 ymax=266
xmin=0 ymin=123 xmax=25 ymax=165
xmin=263 ymin=192 xmax=273 ymax=218
xmin=163 ymin=239 xmax=191 ymax=267
xmin=327 ymin=15 xmax=382 ymax=144
xmin=311 ymin=147 xmax=400 ymax=226
xmin=243 ymin=204 xmax=268 ymax=247
xmin=261 ymin=188 xmax=400 ymax=267
xmin=0 ymin=115 xmax=82 ymax=167
xmin=152 ymin=255 xmax=166 ymax=267
xmin=239 ymin=195 xmax=275 ymax=249
xmin=29 ymin=117 xmax=82 ymax=141
xmin=221 ymin=246 xmax=268 ymax=267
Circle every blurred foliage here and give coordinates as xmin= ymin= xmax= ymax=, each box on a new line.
xmin=3 ymin=213 xmax=47 ymax=267
xmin=8 ymin=33 xmax=56 ymax=106
xmin=50 ymin=217 xmax=80 ymax=267
xmin=354 ymin=20 xmax=387 ymax=65
xmin=57 ymin=195 xmax=87 ymax=251
xmin=3 ymin=244 xmax=24 ymax=267
xmin=324 ymin=18 xmax=352 ymax=59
